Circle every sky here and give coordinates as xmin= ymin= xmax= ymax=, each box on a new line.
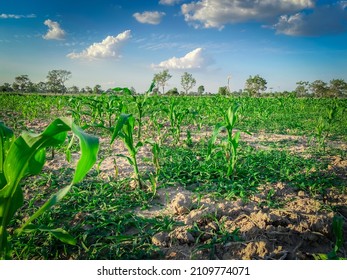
xmin=1 ymin=0 xmax=347 ymax=93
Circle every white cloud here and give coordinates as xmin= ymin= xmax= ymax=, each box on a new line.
xmin=159 ymin=0 xmax=182 ymax=5
xmin=133 ymin=11 xmax=166 ymax=24
xmin=181 ymin=0 xmax=315 ymax=29
xmin=273 ymin=2 xmax=347 ymax=36
xmin=67 ymin=30 xmax=131 ymax=60
xmin=0 ymin=13 xmax=36 ymax=19
xmin=151 ymin=48 xmax=209 ymax=69
xmin=43 ymin=19 xmax=65 ymax=40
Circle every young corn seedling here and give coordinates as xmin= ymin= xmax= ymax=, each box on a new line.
xmin=314 ymin=101 xmax=339 ymax=152
xmin=0 ymin=118 xmax=99 ymax=259
xmin=164 ymin=99 xmax=188 ymax=144
xmin=113 ymin=81 xmax=155 ymax=139
xmin=111 ymin=113 xmax=143 ymax=188
xmin=144 ymin=139 xmax=162 ymax=195
xmin=208 ymin=103 xmax=242 ymax=179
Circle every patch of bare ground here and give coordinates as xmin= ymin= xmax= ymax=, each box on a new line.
xmin=135 ymin=182 xmax=347 ymax=260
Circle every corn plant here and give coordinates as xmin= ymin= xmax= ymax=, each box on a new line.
xmin=208 ymin=103 xmax=242 ymax=179
xmin=164 ymin=99 xmax=188 ymax=144
xmin=149 ymin=110 xmax=168 ymax=146
xmin=314 ymin=101 xmax=339 ymax=152
xmin=111 ymin=114 xmax=143 ymax=188
xmin=0 ymin=118 xmax=99 ymax=259
xmin=113 ymin=82 xmax=155 ymax=139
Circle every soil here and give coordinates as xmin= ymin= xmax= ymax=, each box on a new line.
xmin=136 ymin=184 xmax=347 ymax=260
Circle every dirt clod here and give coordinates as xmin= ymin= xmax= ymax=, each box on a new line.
xmin=171 ymin=193 xmax=193 ymax=215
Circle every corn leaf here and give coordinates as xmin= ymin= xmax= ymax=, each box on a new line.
xmin=0 ymin=118 xmax=99 ymax=259
xmin=111 ymin=114 xmax=133 ymax=144
xmin=0 ymin=122 xmax=14 ymax=188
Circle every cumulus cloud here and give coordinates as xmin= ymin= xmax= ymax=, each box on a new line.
xmin=67 ymin=30 xmax=131 ymax=60
xmin=181 ymin=0 xmax=314 ymax=29
xmin=159 ymin=0 xmax=182 ymax=5
xmin=0 ymin=13 xmax=36 ymax=19
xmin=133 ymin=11 xmax=165 ymax=24
xmin=43 ymin=19 xmax=66 ymax=40
xmin=273 ymin=2 xmax=347 ymax=36
xmin=151 ymin=48 xmax=209 ymax=69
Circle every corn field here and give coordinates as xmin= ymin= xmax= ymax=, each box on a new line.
xmin=0 ymin=91 xmax=346 ymax=260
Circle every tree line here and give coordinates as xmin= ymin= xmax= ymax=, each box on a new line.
xmin=1 ymin=69 xmax=346 ymax=97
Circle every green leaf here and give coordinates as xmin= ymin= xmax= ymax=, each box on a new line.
xmin=112 ymin=87 xmax=132 ymax=96
xmin=16 ymin=184 xmax=73 ymax=235
xmin=71 ymin=122 xmax=99 ymax=184
xmin=111 ymin=114 xmax=133 ymax=144
xmin=0 ymin=118 xmax=99 ymax=258
xmin=135 ymin=141 xmax=143 ymax=152
xmin=0 ymin=122 xmax=14 ymax=188
xmin=49 ymin=228 xmax=77 ymax=245
xmin=207 ymin=123 xmax=224 ymax=157
xmin=116 ymin=154 xmax=134 ymax=166
xmin=23 ymin=225 xmax=76 ymax=245
xmin=147 ymin=80 xmax=156 ymax=93
xmin=332 ymin=215 xmax=344 ymax=252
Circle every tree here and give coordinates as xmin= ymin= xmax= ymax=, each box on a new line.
xmin=295 ymin=81 xmax=310 ymax=96
xmin=197 ymin=85 xmax=205 ymax=95
xmin=12 ymin=75 xmax=31 ymax=93
xmin=153 ymin=69 xmax=172 ymax=94
xmin=218 ymin=86 xmax=228 ymax=95
xmin=68 ymin=86 xmax=79 ymax=94
xmin=46 ymin=70 xmax=71 ymax=93
xmin=181 ymin=72 xmax=196 ymax=95
xmin=36 ymin=82 xmax=47 ymax=93
xmin=166 ymin=87 xmax=179 ymax=95
xmin=244 ymin=75 xmax=267 ymax=96
xmin=329 ymin=79 xmax=347 ymax=97
xmin=0 ymin=83 xmax=13 ymax=92
xmin=85 ymin=86 xmax=92 ymax=94
xmin=93 ymin=84 xmax=102 ymax=94
xmin=310 ymin=80 xmax=327 ymax=98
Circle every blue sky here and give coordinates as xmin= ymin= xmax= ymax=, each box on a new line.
xmin=1 ymin=0 xmax=347 ymax=93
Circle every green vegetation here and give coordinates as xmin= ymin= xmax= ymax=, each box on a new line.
xmin=0 ymin=91 xmax=346 ymax=260
xmin=0 ymin=118 xmax=99 ymax=259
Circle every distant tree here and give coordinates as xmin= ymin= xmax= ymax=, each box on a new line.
xmin=68 ymin=85 xmax=79 ymax=94
xmin=46 ymin=70 xmax=71 ymax=93
xmin=80 ymin=88 xmax=86 ymax=94
xmin=166 ymin=87 xmax=179 ymax=95
xmin=93 ymin=84 xmax=102 ymax=94
xmin=181 ymin=72 xmax=196 ymax=95
xmin=35 ymin=81 xmax=47 ymax=93
xmin=197 ymin=85 xmax=205 ymax=95
xmin=0 ymin=83 xmax=13 ymax=92
xmin=218 ymin=86 xmax=228 ymax=95
xmin=85 ymin=86 xmax=92 ymax=94
xmin=329 ymin=79 xmax=347 ymax=97
xmin=245 ymin=75 xmax=267 ymax=96
xmin=27 ymin=81 xmax=37 ymax=93
xmin=153 ymin=69 xmax=172 ymax=94
xmin=310 ymin=80 xmax=328 ymax=98
xmin=295 ymin=81 xmax=310 ymax=96
xmin=12 ymin=75 xmax=31 ymax=93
